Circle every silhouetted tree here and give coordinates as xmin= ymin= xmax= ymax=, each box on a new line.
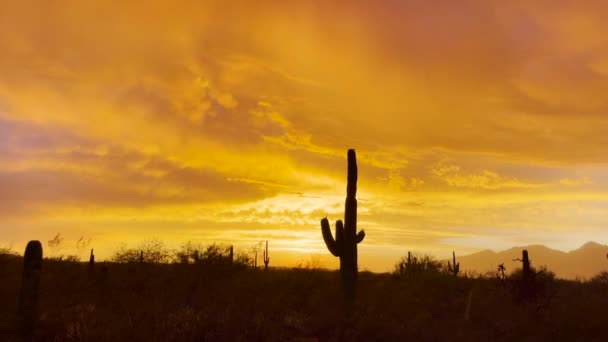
xmin=395 ymin=252 xmax=444 ymax=277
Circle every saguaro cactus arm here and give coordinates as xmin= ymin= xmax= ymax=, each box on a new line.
xmin=355 ymin=230 xmax=366 ymax=243
xmin=321 ymin=218 xmax=339 ymax=257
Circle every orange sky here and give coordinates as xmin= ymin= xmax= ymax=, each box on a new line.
xmin=1 ymin=1 xmax=608 ymax=272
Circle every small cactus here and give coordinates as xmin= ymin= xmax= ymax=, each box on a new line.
xmin=229 ymin=245 xmax=234 ymax=264
xmin=18 ymin=241 xmax=43 ymax=342
xmin=263 ymin=241 xmax=270 ymax=270
xmin=254 ymin=250 xmax=258 ymax=269
xmin=89 ymin=249 xmax=95 ymax=269
xmin=88 ymin=249 xmax=95 ymax=278
xmin=320 ymin=149 xmax=365 ymax=303
xmin=139 ymin=250 xmax=144 ymax=264
xmin=448 ymin=251 xmax=460 ymax=277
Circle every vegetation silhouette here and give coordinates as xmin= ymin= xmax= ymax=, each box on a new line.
xmin=3 ymin=149 xmax=608 ymax=341
xmin=263 ymin=240 xmax=270 ymax=270
xmin=2 ymin=237 xmax=608 ymax=340
xmin=18 ymin=241 xmax=42 ymax=342
xmin=448 ymin=251 xmax=460 ymax=277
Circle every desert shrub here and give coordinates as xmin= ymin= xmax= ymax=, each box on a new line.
xmin=111 ymin=239 xmax=172 ymax=263
xmin=111 ymin=245 xmax=142 ymax=263
xmin=508 ymin=265 xmax=557 ymax=304
xmin=234 ymin=252 xmax=253 ymax=268
xmin=589 ymin=271 xmax=608 ymax=288
xmin=0 ymin=246 xmax=18 ymax=257
xmin=175 ymin=241 xmax=205 ymax=264
xmin=394 ymin=253 xmax=444 ymax=277
xmin=198 ymin=243 xmax=229 ymax=265
xmin=175 ymin=242 xmax=254 ymax=268
xmin=46 ymin=233 xmax=65 ymax=260
xmin=62 ymin=255 xmax=81 ymax=262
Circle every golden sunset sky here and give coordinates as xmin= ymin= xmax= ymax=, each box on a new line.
xmin=1 ymin=1 xmax=608 ymax=271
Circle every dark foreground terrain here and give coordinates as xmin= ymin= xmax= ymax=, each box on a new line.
xmin=1 ymin=255 xmax=607 ymax=342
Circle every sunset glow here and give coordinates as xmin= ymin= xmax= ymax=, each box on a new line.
xmin=2 ymin=1 xmax=608 ymax=271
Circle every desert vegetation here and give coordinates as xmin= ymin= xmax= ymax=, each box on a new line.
xmin=2 ymin=150 xmax=608 ymax=341
xmin=2 ymin=242 xmax=608 ymax=341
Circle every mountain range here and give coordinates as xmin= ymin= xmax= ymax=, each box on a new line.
xmin=455 ymin=241 xmax=608 ymax=280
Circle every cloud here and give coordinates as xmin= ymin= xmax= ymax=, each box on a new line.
xmin=559 ymin=177 xmax=593 ymax=187
xmin=1 ymin=1 xmax=608 ymax=270
xmin=430 ymin=162 xmax=545 ymax=190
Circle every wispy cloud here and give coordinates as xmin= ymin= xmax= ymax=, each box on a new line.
xmin=1 ymin=1 xmax=608 ymax=271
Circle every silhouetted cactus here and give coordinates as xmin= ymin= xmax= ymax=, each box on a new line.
xmin=89 ymin=249 xmax=95 ymax=269
xmin=263 ymin=241 xmax=270 ymax=270
xmin=254 ymin=250 xmax=258 ymax=269
xmin=521 ymin=250 xmax=530 ymax=279
xmin=398 ymin=251 xmax=411 ymax=274
xmin=321 ymin=149 xmax=365 ymax=303
xmin=18 ymin=241 xmax=43 ymax=342
xmin=448 ymin=251 xmax=460 ymax=277
xmin=88 ymin=248 xmax=95 ymax=279
xmin=229 ymin=245 xmax=234 ymax=265
xmin=139 ymin=250 xmax=144 ymax=264
xmin=514 ymin=249 xmax=534 ymax=300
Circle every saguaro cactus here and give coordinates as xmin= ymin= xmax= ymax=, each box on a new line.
xmin=18 ymin=240 xmax=43 ymax=341
xmin=521 ymin=250 xmax=530 ymax=279
xmin=254 ymin=250 xmax=258 ymax=269
xmin=448 ymin=251 xmax=460 ymax=277
xmin=139 ymin=250 xmax=144 ymax=264
xmin=263 ymin=241 xmax=270 ymax=270
xmin=514 ymin=249 xmax=533 ymax=300
xmin=321 ymin=149 xmax=365 ymax=303
xmin=88 ymin=249 xmax=95 ymax=279
xmin=89 ymin=249 xmax=95 ymax=269
xmin=229 ymin=245 xmax=234 ymax=264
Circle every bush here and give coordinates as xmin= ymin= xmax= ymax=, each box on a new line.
xmin=111 ymin=239 xmax=172 ymax=264
xmin=0 ymin=246 xmax=18 ymax=257
xmin=589 ymin=271 xmax=608 ymax=287
xmin=394 ymin=253 xmax=445 ymax=277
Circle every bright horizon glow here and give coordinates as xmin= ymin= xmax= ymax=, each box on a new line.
xmin=2 ymin=1 xmax=608 ymax=272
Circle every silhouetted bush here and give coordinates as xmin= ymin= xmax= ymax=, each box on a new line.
xmin=508 ymin=265 xmax=556 ymax=304
xmin=174 ymin=242 xmax=251 ymax=268
xmin=175 ymin=241 xmax=205 ymax=264
xmin=0 ymin=246 xmax=18 ymax=257
xmin=590 ymin=271 xmax=608 ymax=287
xmin=111 ymin=239 xmax=172 ymax=264
xmin=394 ymin=253 xmax=444 ymax=277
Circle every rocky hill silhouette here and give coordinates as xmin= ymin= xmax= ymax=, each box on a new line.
xmin=458 ymin=241 xmax=608 ymax=279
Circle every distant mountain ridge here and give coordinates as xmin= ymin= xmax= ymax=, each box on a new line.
xmin=456 ymin=241 xmax=608 ymax=280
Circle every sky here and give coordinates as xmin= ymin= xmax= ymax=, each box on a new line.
xmin=1 ymin=1 xmax=608 ymax=272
